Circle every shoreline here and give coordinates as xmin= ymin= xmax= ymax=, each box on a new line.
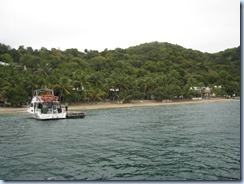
xmin=0 ymin=98 xmax=239 ymax=115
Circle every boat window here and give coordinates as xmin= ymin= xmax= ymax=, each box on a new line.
xmin=38 ymin=103 xmax=43 ymax=109
xmin=31 ymin=103 xmax=33 ymax=107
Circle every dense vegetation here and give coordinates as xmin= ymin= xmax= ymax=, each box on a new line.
xmin=0 ymin=42 xmax=240 ymax=106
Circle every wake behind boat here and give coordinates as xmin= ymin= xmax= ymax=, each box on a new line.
xmin=27 ymin=88 xmax=85 ymax=120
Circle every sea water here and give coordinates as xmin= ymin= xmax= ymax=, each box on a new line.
xmin=0 ymin=101 xmax=240 ymax=180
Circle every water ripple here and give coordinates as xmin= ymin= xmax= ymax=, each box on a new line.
xmin=0 ymin=101 xmax=240 ymax=180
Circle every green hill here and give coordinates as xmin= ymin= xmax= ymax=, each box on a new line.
xmin=0 ymin=42 xmax=240 ymax=106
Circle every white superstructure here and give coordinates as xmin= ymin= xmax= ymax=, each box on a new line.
xmin=27 ymin=88 xmax=66 ymax=120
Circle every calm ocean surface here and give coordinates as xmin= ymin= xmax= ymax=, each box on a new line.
xmin=0 ymin=101 xmax=240 ymax=181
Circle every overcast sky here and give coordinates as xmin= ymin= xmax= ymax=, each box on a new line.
xmin=0 ymin=0 xmax=240 ymax=53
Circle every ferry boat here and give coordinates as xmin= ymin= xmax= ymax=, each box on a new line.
xmin=27 ymin=88 xmax=67 ymax=120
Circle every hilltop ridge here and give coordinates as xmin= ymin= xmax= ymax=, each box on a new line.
xmin=0 ymin=42 xmax=240 ymax=106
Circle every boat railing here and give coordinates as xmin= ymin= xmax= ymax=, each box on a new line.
xmin=39 ymin=106 xmax=65 ymax=114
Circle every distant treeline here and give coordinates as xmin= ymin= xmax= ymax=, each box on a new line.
xmin=0 ymin=42 xmax=240 ymax=106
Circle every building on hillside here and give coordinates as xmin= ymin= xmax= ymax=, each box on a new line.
xmin=190 ymin=86 xmax=212 ymax=99
xmin=0 ymin=61 xmax=10 ymax=66
xmin=201 ymin=87 xmax=211 ymax=99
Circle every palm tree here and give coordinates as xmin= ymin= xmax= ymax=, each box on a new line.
xmin=118 ymin=90 xmax=132 ymax=103
xmin=34 ymin=62 xmax=53 ymax=77
xmin=81 ymin=84 xmax=94 ymax=103
xmin=93 ymin=88 xmax=108 ymax=102
xmin=71 ymin=70 xmax=91 ymax=90
xmin=53 ymin=76 xmax=73 ymax=102
xmin=23 ymin=72 xmax=41 ymax=97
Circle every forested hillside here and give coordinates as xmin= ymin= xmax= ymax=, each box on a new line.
xmin=0 ymin=42 xmax=240 ymax=106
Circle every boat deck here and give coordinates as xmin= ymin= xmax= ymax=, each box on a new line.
xmin=66 ymin=112 xmax=86 ymax=119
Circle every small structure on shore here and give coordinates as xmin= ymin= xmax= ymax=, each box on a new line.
xmin=189 ymin=86 xmax=212 ymax=99
xmin=202 ymin=87 xmax=211 ymax=99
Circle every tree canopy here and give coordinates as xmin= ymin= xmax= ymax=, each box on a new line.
xmin=0 ymin=42 xmax=240 ymax=106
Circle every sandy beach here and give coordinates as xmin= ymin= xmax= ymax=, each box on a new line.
xmin=0 ymin=98 xmax=239 ymax=115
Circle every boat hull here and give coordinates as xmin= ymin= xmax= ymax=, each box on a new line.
xmin=34 ymin=112 xmax=67 ymax=120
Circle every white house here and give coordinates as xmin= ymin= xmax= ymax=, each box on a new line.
xmin=0 ymin=61 xmax=9 ymax=66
